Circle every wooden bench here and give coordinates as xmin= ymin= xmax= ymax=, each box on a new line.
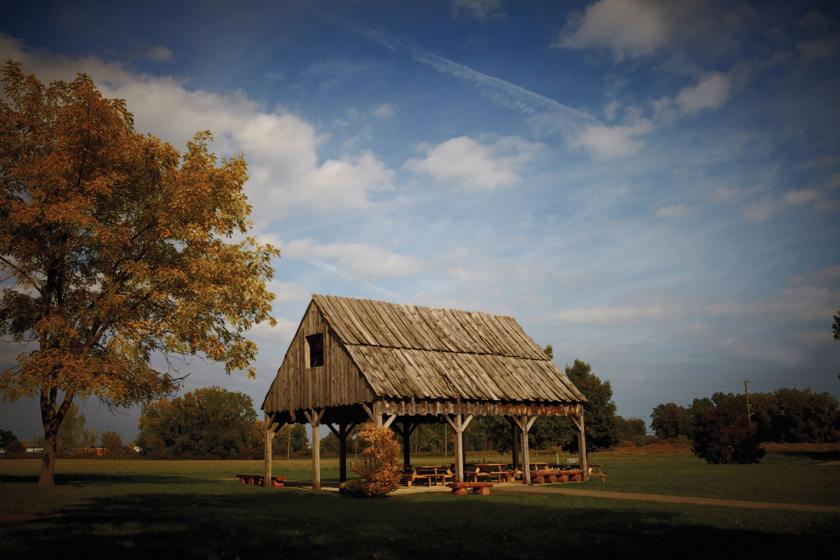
xmin=529 ymin=468 xmax=584 ymax=484
xmin=447 ymin=482 xmax=494 ymax=496
xmin=236 ymin=474 xmax=287 ymax=487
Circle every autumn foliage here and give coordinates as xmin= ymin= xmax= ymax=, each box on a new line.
xmin=0 ymin=62 xmax=278 ymax=485
xmin=347 ymin=421 xmax=402 ymax=497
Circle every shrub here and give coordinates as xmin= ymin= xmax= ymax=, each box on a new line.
xmin=346 ymin=421 xmax=401 ymax=497
xmin=691 ymin=393 xmax=765 ymax=464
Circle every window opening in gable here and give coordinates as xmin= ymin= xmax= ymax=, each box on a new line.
xmin=305 ymin=333 xmax=324 ymax=368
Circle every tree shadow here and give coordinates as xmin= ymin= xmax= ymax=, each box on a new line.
xmin=1 ymin=487 xmax=836 ymax=559
xmin=776 ymin=450 xmax=840 ymax=461
xmin=0 ymin=473 xmax=194 ymax=485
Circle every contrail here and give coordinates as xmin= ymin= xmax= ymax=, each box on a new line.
xmin=326 ymin=17 xmax=602 ymax=137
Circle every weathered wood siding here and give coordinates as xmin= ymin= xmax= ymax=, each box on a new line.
xmin=263 ymin=302 xmax=374 ymax=413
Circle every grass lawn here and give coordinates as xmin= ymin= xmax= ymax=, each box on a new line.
xmin=1 ymin=451 xmax=838 ymax=559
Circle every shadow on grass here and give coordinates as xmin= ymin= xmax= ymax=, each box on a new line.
xmin=1 ymin=487 xmax=837 ymax=560
xmin=0 ymin=473 xmax=194 ymax=485
xmin=777 ymin=450 xmax=840 ymax=461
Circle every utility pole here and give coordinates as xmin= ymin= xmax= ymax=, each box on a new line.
xmin=743 ymin=379 xmax=752 ymax=426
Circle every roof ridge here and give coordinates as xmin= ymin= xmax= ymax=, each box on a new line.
xmin=313 ymin=293 xmax=517 ymax=321
xmin=340 ymin=341 xmax=551 ymax=361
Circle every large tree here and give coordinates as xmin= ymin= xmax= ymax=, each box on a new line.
xmin=136 ymin=387 xmax=262 ymax=458
xmin=690 ymin=392 xmax=765 ymax=464
xmin=0 ymin=63 xmax=277 ymax=485
xmin=532 ymin=358 xmax=619 ymax=452
xmin=650 ymin=402 xmax=691 ymax=440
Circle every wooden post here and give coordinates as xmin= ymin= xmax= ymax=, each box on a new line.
xmin=338 ymin=423 xmax=348 ymax=483
xmin=513 ymin=415 xmax=536 ymax=484
xmin=454 ymin=414 xmax=464 ymax=482
xmin=510 ymin=419 xmax=519 ymax=468
xmin=304 ymin=409 xmax=324 ymax=490
xmin=402 ymin=421 xmax=411 ymax=469
xmin=263 ymin=414 xmax=273 ymax=489
xmin=577 ymin=411 xmax=588 ymax=480
xmin=520 ymin=416 xmax=531 ymax=485
xmin=445 ymin=414 xmax=472 ymax=483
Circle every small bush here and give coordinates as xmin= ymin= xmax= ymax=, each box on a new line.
xmin=345 ymin=421 xmax=401 ymax=497
xmin=692 ymin=394 xmax=765 ymax=464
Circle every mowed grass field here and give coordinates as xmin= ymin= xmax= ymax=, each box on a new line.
xmin=1 ymin=449 xmax=839 ymax=559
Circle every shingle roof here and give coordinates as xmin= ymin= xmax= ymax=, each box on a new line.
xmin=313 ymin=294 xmax=585 ymax=403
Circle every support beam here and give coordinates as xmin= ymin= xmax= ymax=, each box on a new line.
xmin=303 ymin=409 xmax=325 ymax=490
xmin=445 ymin=414 xmax=466 ymax=483
xmin=509 ymin=418 xmax=519 ymax=468
xmin=263 ymin=414 xmax=276 ymax=489
xmin=361 ymin=402 xmax=375 ymax=422
xmin=382 ymin=413 xmax=397 ymax=429
xmin=454 ymin=414 xmax=464 ymax=483
xmin=575 ymin=412 xmax=588 ymax=480
xmin=520 ymin=416 xmax=531 ymax=485
xmin=513 ymin=415 xmax=534 ymax=485
xmin=341 ymin=422 xmax=355 ymax=483
xmin=401 ymin=421 xmax=412 ymax=469
xmin=326 ymin=422 xmax=354 ymax=484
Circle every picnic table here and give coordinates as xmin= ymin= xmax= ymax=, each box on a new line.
xmin=468 ymin=463 xmax=514 ymax=483
xmin=402 ymin=465 xmax=453 ymax=486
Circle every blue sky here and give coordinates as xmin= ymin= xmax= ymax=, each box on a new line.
xmin=2 ymin=0 xmax=839 ymax=441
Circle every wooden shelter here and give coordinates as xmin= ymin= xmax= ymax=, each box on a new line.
xmin=261 ymin=294 xmax=588 ymax=489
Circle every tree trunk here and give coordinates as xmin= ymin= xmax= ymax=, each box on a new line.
xmin=38 ymin=429 xmax=57 ymax=486
xmin=38 ymin=389 xmax=74 ymax=487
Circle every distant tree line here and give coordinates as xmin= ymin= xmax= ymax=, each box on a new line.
xmin=650 ymin=388 xmax=840 ymax=463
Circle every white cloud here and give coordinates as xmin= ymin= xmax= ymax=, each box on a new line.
xmin=267 ymin=281 xmax=311 ymax=304
xmin=572 ymin=119 xmax=653 ymax=159
xmin=603 ymin=99 xmax=621 ymax=121
xmin=0 ymin=35 xmax=394 ymax=228
xmin=655 ymin=204 xmax=693 ymax=219
xmin=742 ymin=188 xmax=827 ymax=224
xmin=709 ymin=185 xmax=744 ymax=203
xmin=707 ymin=285 xmax=838 ymax=323
xmin=742 ymin=197 xmax=783 ymax=223
xmin=556 ymin=0 xmax=669 ymax=61
xmin=719 ymin=337 xmax=803 ymax=366
xmin=676 ymin=72 xmax=731 ymax=113
xmin=284 ymin=240 xmax=423 ymax=279
xmin=792 ymin=263 xmax=840 ymax=287
xmin=405 ymin=136 xmax=540 ymax=191
xmin=784 ymin=188 xmax=820 ymax=205
xmin=552 ymin=303 xmax=678 ymax=324
xmin=146 ymin=45 xmax=173 ymax=62
xmin=798 ymin=33 xmax=840 ymax=62
xmin=450 ymin=0 xmax=506 ymax=22
xmin=341 ymin=20 xmax=600 ymax=138
xmin=372 ymin=102 xmax=398 ymax=119
xmin=246 ymin=317 xmax=298 ymax=345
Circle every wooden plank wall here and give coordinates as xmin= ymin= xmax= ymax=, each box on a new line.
xmin=378 ymin=399 xmax=582 ymax=418
xmin=263 ymin=303 xmax=375 ymax=413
